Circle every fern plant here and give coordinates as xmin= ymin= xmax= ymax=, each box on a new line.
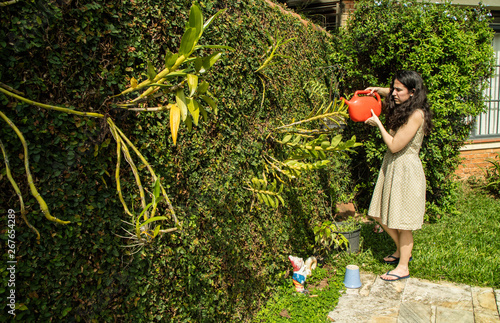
xmin=246 ymin=174 xmax=285 ymax=209
xmin=248 ymin=99 xmax=362 ymax=208
xmin=303 ymin=79 xmax=329 ymax=106
xmin=484 ymin=152 xmax=500 ymax=196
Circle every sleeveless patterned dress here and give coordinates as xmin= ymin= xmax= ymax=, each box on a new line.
xmin=368 ymin=111 xmax=426 ymax=230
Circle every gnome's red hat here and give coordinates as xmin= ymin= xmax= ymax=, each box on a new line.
xmin=288 ymin=255 xmax=304 ymax=272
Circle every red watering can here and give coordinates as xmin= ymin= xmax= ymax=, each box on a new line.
xmin=341 ymin=90 xmax=382 ymax=122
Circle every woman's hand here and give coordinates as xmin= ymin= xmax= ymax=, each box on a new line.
xmin=365 ymin=109 xmax=381 ymax=127
xmin=365 ymin=87 xmax=390 ymax=97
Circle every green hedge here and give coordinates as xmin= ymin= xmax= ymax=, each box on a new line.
xmin=0 ymin=0 xmax=352 ymax=321
xmin=332 ymin=0 xmax=494 ymax=219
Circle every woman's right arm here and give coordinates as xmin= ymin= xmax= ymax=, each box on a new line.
xmin=365 ymin=87 xmax=390 ymax=97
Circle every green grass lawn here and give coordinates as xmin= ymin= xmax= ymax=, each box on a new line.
xmin=338 ymin=183 xmax=500 ymax=288
xmin=254 ymin=183 xmax=500 ymax=321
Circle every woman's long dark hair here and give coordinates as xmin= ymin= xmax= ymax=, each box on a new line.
xmin=385 ymin=70 xmax=433 ymax=135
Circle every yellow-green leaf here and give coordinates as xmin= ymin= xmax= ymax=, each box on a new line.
xmin=194 ymin=57 xmax=203 ymax=72
xmin=189 ymin=4 xmax=204 ymax=38
xmin=199 ymin=103 xmax=208 ymax=122
xmin=187 ymin=74 xmax=198 ymax=97
xmin=164 ymin=50 xmax=173 ymax=66
xmin=282 ymin=134 xmax=292 ymax=143
xmin=153 ymin=225 xmax=161 ymax=238
xmin=166 ymin=53 xmax=179 ymax=69
xmin=277 ymin=195 xmax=285 ymax=206
xmin=198 ymin=80 xmax=209 ymax=94
xmin=200 ymin=52 xmax=222 ymax=73
xmin=184 ymin=115 xmax=193 ymax=132
xmin=203 ymin=8 xmax=227 ymax=30
xmin=130 ymin=77 xmax=138 ymax=88
xmin=147 ymin=61 xmax=156 ymax=80
xmin=179 ymin=27 xmax=197 ymax=55
xmin=170 ymin=103 xmax=181 ymax=146
xmin=186 ymin=98 xmax=200 ymax=126
xmin=252 ymin=177 xmax=261 ymax=190
xmin=175 ymin=89 xmax=188 ymax=121
xmin=268 ymin=195 xmax=276 ymax=208
xmin=331 ymin=134 xmax=342 ymax=148
xmin=262 ymin=194 xmax=271 ymax=206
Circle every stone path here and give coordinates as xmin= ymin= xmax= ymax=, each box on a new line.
xmin=328 ymin=271 xmax=500 ymax=322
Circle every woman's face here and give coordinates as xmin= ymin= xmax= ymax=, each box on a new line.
xmin=392 ymin=79 xmax=413 ymax=104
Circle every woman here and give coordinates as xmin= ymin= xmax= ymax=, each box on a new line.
xmin=364 ymin=70 xmax=433 ymax=281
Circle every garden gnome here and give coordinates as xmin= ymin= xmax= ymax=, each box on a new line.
xmin=289 ymin=255 xmax=317 ymax=293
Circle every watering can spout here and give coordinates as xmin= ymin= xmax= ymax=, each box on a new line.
xmin=342 ymin=90 xmax=382 ymax=122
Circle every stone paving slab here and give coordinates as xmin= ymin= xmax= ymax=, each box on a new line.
xmin=402 ymin=278 xmax=473 ymax=311
xmin=472 ymin=286 xmax=500 ymax=322
xmin=327 ymin=271 xmax=500 ymax=323
xmin=328 ymin=294 xmax=400 ymax=322
xmin=328 ymin=271 xmax=402 ymax=322
xmin=398 ymin=302 xmax=432 ymax=323
xmin=435 ymin=306 xmax=474 ymax=323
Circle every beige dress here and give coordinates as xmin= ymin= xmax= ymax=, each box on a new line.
xmin=368 ymin=112 xmax=426 ymax=230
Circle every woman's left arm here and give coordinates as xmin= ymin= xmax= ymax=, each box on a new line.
xmin=365 ymin=110 xmax=424 ymax=153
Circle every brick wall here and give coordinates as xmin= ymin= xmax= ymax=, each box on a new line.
xmin=455 ymin=142 xmax=500 ymax=179
xmin=340 ymin=0 xmax=356 ymax=26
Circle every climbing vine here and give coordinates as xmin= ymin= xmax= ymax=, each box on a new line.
xmin=0 ymin=3 xmax=232 ymax=245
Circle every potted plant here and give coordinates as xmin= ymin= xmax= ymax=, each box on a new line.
xmin=313 ymin=220 xmax=349 ymax=255
xmin=333 ymin=217 xmax=362 ymax=254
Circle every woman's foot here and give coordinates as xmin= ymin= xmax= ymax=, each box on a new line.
xmin=384 ymin=253 xmax=413 ymax=264
xmin=380 ymin=268 xmax=410 ymax=281
xmin=383 ymin=253 xmax=400 ymax=263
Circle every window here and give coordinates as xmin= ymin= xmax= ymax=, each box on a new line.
xmin=470 ymin=32 xmax=500 ymax=139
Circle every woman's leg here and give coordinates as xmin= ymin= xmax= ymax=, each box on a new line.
xmin=380 ymin=224 xmax=401 ymax=261
xmin=381 ymin=230 xmax=413 ymax=280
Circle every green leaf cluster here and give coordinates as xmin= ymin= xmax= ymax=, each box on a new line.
xmin=313 ymin=220 xmax=349 ymax=252
xmin=248 ymin=97 xmax=361 ymax=210
xmin=249 ymin=176 xmax=285 ymax=208
xmin=282 ymin=133 xmax=360 ymax=162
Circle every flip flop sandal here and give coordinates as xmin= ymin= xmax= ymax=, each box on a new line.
xmin=384 ymin=255 xmax=399 ymax=264
xmin=384 ymin=255 xmax=413 ymax=264
xmin=381 ymin=271 xmax=410 ymax=281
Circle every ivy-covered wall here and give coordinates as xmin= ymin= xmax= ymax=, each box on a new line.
xmin=0 ymin=0 xmax=351 ymax=321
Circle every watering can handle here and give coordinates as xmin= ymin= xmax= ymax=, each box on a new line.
xmin=354 ymin=90 xmax=381 ymax=102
